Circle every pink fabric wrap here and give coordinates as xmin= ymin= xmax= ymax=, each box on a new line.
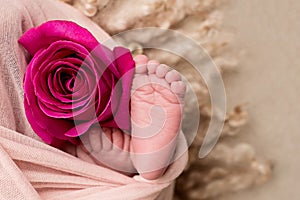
xmin=0 ymin=0 xmax=188 ymax=199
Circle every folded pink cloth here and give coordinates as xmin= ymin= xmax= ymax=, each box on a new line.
xmin=0 ymin=0 xmax=188 ymax=199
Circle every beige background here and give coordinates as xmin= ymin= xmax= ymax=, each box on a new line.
xmin=218 ymin=0 xmax=300 ymax=199
xmin=60 ymin=0 xmax=300 ymax=198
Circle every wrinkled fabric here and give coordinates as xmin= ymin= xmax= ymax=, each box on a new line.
xmin=0 ymin=0 xmax=188 ymax=199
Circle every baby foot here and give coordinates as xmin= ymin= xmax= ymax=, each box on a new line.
xmin=131 ymin=55 xmax=186 ymax=180
xmin=76 ymin=55 xmax=186 ymax=179
xmin=78 ymin=126 xmax=136 ymax=175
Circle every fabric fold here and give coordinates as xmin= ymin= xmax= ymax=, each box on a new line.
xmin=0 ymin=125 xmax=187 ymax=199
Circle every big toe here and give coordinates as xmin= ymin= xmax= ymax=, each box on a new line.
xmin=134 ymin=55 xmax=148 ymax=74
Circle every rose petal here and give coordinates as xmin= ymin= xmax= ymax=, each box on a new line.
xmin=24 ymin=67 xmax=76 ymax=145
xmin=19 ymin=20 xmax=99 ymax=56
xmin=65 ymin=119 xmax=97 ymax=137
xmin=103 ymin=47 xmax=135 ymax=131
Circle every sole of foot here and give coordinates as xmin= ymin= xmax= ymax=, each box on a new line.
xmin=131 ymin=55 xmax=186 ymax=180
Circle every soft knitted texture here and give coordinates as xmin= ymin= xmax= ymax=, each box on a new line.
xmin=0 ymin=0 xmax=188 ymax=199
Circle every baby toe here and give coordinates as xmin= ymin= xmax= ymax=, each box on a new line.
xmin=122 ymin=132 xmax=131 ymax=152
xmin=111 ymin=128 xmax=124 ymax=150
xmin=165 ymin=70 xmax=181 ymax=83
xmin=147 ymin=60 xmax=159 ymax=74
xmin=134 ymin=55 xmax=148 ymax=64
xmin=134 ymin=55 xmax=148 ymax=74
xmin=88 ymin=127 xmax=102 ymax=152
xmin=102 ymin=127 xmax=113 ymax=151
xmin=156 ymin=64 xmax=170 ymax=78
xmin=80 ymin=134 xmax=92 ymax=153
xmin=135 ymin=65 xmax=147 ymax=74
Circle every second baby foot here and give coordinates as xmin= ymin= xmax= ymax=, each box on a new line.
xmin=79 ymin=126 xmax=136 ymax=175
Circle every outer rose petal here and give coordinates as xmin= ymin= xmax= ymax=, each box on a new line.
xmin=18 ymin=20 xmax=99 ymax=56
xmin=101 ymin=47 xmax=135 ymax=131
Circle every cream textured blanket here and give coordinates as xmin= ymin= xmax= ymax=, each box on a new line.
xmin=0 ymin=0 xmax=187 ymax=199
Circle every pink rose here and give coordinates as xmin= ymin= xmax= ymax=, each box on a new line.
xmin=19 ymin=20 xmax=135 ymax=147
